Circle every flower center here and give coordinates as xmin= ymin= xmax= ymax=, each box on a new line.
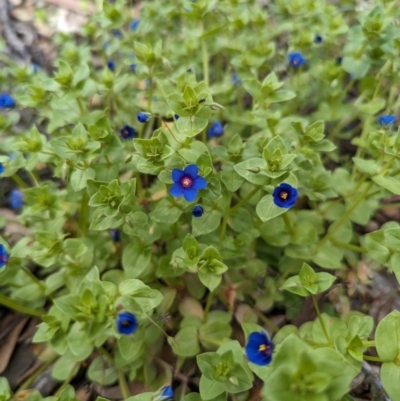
xmin=258 ymin=343 xmax=271 ymax=354
xmin=0 ymin=255 xmax=7 ymax=263
xmin=180 ymin=176 xmax=193 ymax=188
xmin=122 ymin=319 xmax=131 ymax=327
xmin=122 ymin=129 xmax=129 ymax=137
xmin=279 ymin=190 xmax=289 ymax=200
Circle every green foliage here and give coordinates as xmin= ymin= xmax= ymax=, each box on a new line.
xmin=1 ymin=0 xmax=400 ymax=400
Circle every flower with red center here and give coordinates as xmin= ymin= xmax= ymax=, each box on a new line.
xmin=245 ymin=331 xmax=274 ymax=366
xmin=170 ymin=164 xmax=207 ymax=202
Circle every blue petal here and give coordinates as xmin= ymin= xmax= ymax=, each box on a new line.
xmin=172 ymin=169 xmax=185 ymax=183
xmin=192 ymin=176 xmax=207 ymax=190
xmin=170 ymin=183 xmax=183 ymax=197
xmin=184 ymin=164 xmax=198 ymax=179
xmin=183 ymin=188 xmax=197 ymax=202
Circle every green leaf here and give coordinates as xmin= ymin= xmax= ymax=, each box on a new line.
xmin=199 ymin=376 xmax=226 ymax=400
xmin=376 ymin=310 xmax=400 ymax=362
xmin=256 ymin=195 xmax=287 ymax=222
xmin=171 ymin=326 xmax=200 ymax=357
xmin=372 ymin=175 xmax=400 ymax=195
xmin=70 ymin=168 xmax=95 ymax=192
xmin=380 ymin=362 xmax=400 ymax=401
xmin=122 ymin=243 xmax=151 ymax=279
xmin=192 ymin=209 xmax=222 ymax=236
xmin=87 ymin=356 xmax=118 ymax=386
xmin=234 ymin=158 xmax=269 ymax=185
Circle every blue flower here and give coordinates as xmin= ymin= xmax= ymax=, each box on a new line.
xmin=160 ymin=386 xmax=174 ymax=400
xmin=110 ymin=229 xmax=121 ymax=243
xmin=336 ymin=56 xmax=343 ymax=65
xmin=192 ymin=205 xmax=204 ymax=218
xmin=174 ymin=114 xmax=180 ymax=120
xmin=231 ymin=73 xmax=242 ymax=87
xmin=137 ymin=112 xmax=150 ymax=123
xmin=207 ymin=121 xmax=224 ymax=138
xmin=9 ymin=190 xmax=24 ymax=209
xmin=273 ymin=183 xmax=298 ymax=208
xmin=314 ymin=34 xmax=323 ymax=44
xmin=170 ymin=165 xmax=207 ymax=202
xmin=130 ymin=64 xmax=137 ymax=72
xmin=33 ymin=64 xmax=40 ymax=73
xmin=116 ymin=311 xmax=138 ymax=335
xmin=0 ymin=93 xmax=16 ymax=108
xmin=130 ymin=19 xmax=140 ymax=31
xmin=120 ymin=125 xmax=136 ymax=139
xmin=377 ymin=115 xmax=396 ymax=127
xmin=245 ymin=331 xmax=274 ymax=366
xmin=112 ymin=29 xmax=123 ymax=38
xmin=288 ymin=52 xmax=306 ymax=68
xmin=107 ymin=60 xmax=115 ymax=72
xmin=0 ymin=244 xmax=8 ymax=268
xmin=0 ymin=163 xmax=4 ymax=174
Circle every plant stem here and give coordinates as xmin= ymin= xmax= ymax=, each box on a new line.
xmin=363 ymin=341 xmax=376 ymax=348
xmin=253 ymin=308 xmax=280 ymax=333
xmin=363 ymin=355 xmax=383 ymax=363
xmin=331 ymin=239 xmax=367 ymax=253
xmin=21 ymin=266 xmax=46 ymax=291
xmin=26 ymin=169 xmax=39 ymax=186
xmin=11 ymin=174 xmax=28 ymax=189
xmin=78 ymin=191 xmax=90 ymax=236
xmin=146 ymin=314 xmax=169 ymax=337
xmin=312 ymin=181 xmax=373 ymax=255
xmin=118 ymin=369 xmax=131 ymax=399
xmin=230 ymin=187 xmax=260 ymax=213
xmin=201 ymin=29 xmax=209 ymax=87
xmin=219 ymin=195 xmax=231 ymax=244
xmin=203 ymin=291 xmax=214 ymax=321
xmin=311 ymin=294 xmax=330 ymax=342
xmin=54 ymin=363 xmax=79 ymax=396
xmin=282 ymin=212 xmax=294 ymax=234
xmin=0 ymin=293 xmax=44 ymax=317
xmin=77 ymin=97 xmax=85 ymax=114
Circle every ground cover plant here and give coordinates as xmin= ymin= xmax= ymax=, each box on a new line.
xmin=1 ymin=0 xmax=400 ymax=400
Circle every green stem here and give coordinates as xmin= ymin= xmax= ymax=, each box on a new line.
xmin=54 ymin=363 xmax=79 ymax=397
xmin=331 ymin=240 xmax=367 ymax=253
xmin=78 ymin=191 xmax=90 ymax=236
xmin=146 ymin=314 xmax=169 ymax=337
xmin=253 ymin=308 xmax=280 ymax=333
xmin=219 ymin=195 xmax=231 ymax=244
xmin=363 ymin=355 xmax=383 ymax=363
xmin=17 ymin=353 xmax=59 ymax=391
xmin=203 ymin=291 xmax=214 ymax=321
xmin=11 ymin=174 xmax=28 ymax=189
xmin=21 ymin=266 xmax=46 ymax=291
xmin=77 ymin=97 xmax=85 ymax=114
xmin=312 ymin=181 xmax=373 ymax=255
xmin=201 ymin=30 xmax=209 ymax=88
xmin=282 ymin=212 xmax=294 ymax=234
xmin=147 ymin=76 xmax=153 ymax=112
xmin=0 ymin=293 xmax=44 ymax=317
xmin=362 ymin=341 xmax=376 ymax=348
xmin=136 ymin=172 xmax=144 ymax=200
xmin=26 ymin=169 xmax=39 ymax=186
xmin=230 ymin=187 xmax=260 ymax=212
xmin=311 ymin=294 xmax=330 ymax=342
xmin=118 ymin=369 xmax=131 ymax=399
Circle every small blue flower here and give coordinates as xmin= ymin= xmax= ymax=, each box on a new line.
xmin=336 ymin=56 xmax=343 ymax=65
xmin=33 ymin=64 xmax=40 ymax=73
xmin=137 ymin=112 xmax=150 ymax=123
xmin=170 ymin=165 xmax=207 ymax=202
xmin=377 ymin=115 xmax=396 ymax=127
xmin=116 ymin=311 xmax=138 ymax=335
xmin=110 ymin=229 xmax=121 ymax=243
xmin=207 ymin=121 xmax=224 ymax=138
xmin=0 ymin=163 xmax=4 ymax=174
xmin=9 ymin=190 xmax=24 ymax=209
xmin=107 ymin=60 xmax=116 ymax=72
xmin=130 ymin=19 xmax=140 ymax=31
xmin=314 ymin=34 xmax=323 ymax=44
xmin=120 ymin=125 xmax=136 ymax=139
xmin=231 ymin=73 xmax=242 ymax=87
xmin=245 ymin=331 xmax=274 ymax=366
xmin=0 ymin=244 xmax=8 ymax=268
xmin=160 ymin=386 xmax=174 ymax=400
xmin=112 ymin=29 xmax=123 ymax=38
xmin=0 ymin=93 xmax=16 ymax=108
xmin=174 ymin=114 xmax=180 ymax=120
xmin=130 ymin=64 xmax=137 ymax=72
xmin=288 ymin=52 xmax=306 ymax=68
xmin=192 ymin=205 xmax=204 ymax=218
xmin=273 ymin=183 xmax=298 ymax=208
